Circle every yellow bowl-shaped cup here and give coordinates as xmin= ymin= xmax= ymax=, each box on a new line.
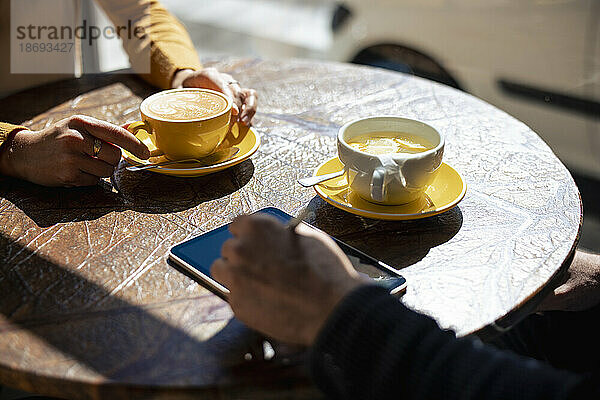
xmin=129 ymin=88 xmax=233 ymax=160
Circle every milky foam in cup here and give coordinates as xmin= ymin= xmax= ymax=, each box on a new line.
xmin=337 ymin=116 xmax=445 ymax=205
xmin=128 ymin=88 xmax=233 ymax=160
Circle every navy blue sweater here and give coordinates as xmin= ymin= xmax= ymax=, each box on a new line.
xmin=309 ymin=285 xmax=599 ymax=399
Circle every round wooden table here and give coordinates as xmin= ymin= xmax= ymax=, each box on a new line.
xmin=0 ymin=58 xmax=582 ymax=399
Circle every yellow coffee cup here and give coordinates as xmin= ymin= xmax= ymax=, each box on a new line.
xmin=128 ymin=88 xmax=233 ymax=160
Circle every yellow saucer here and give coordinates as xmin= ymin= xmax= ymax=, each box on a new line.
xmin=313 ymin=157 xmax=466 ymax=220
xmin=121 ymin=122 xmax=260 ymax=177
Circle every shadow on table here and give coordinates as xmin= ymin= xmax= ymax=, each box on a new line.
xmin=0 ymin=233 xmax=313 ymax=399
xmin=0 ymin=72 xmax=153 ymax=125
xmin=305 ymin=196 xmax=463 ymax=270
xmin=0 ymin=160 xmax=254 ymax=228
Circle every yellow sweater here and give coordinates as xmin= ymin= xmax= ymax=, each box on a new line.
xmin=0 ymin=0 xmax=202 ymax=146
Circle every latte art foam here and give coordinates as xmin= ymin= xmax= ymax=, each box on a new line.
xmin=144 ymin=91 xmax=228 ymax=121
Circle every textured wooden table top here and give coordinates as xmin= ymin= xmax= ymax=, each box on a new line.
xmin=0 ymin=58 xmax=582 ymax=399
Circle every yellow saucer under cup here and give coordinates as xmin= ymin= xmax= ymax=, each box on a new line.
xmin=121 ymin=122 xmax=260 ymax=178
xmin=313 ymin=157 xmax=466 ymax=220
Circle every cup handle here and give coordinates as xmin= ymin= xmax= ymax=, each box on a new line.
xmin=127 ymin=120 xmax=151 ymax=135
xmin=124 ymin=121 xmax=163 ymax=157
xmin=370 ymin=166 xmax=387 ymax=203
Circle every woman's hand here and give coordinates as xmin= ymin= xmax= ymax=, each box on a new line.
xmin=211 ymin=214 xmax=366 ymax=346
xmin=538 ymin=249 xmax=600 ymax=312
xmin=0 ymin=115 xmax=150 ymax=187
xmin=172 ymin=68 xmax=258 ymax=126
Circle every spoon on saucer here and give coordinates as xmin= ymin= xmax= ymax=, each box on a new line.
xmin=298 ymin=169 xmax=345 ymax=187
xmin=126 ymin=147 xmax=240 ymax=172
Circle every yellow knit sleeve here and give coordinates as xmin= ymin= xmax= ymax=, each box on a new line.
xmin=0 ymin=123 xmax=28 ymax=148
xmin=96 ymin=0 xmax=202 ymax=89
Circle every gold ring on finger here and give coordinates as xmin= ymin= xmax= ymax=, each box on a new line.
xmin=92 ymin=138 xmax=102 ymax=158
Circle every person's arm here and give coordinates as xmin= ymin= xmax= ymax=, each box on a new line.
xmin=538 ymin=249 xmax=600 ymax=312
xmin=0 ymin=122 xmax=28 ymax=146
xmin=95 ymin=0 xmax=202 ymax=90
xmin=0 ymin=123 xmax=29 ymax=175
xmin=96 ymin=0 xmax=258 ymax=124
xmin=311 ymin=284 xmax=594 ymax=400
xmin=211 ymin=214 xmax=599 ymax=400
